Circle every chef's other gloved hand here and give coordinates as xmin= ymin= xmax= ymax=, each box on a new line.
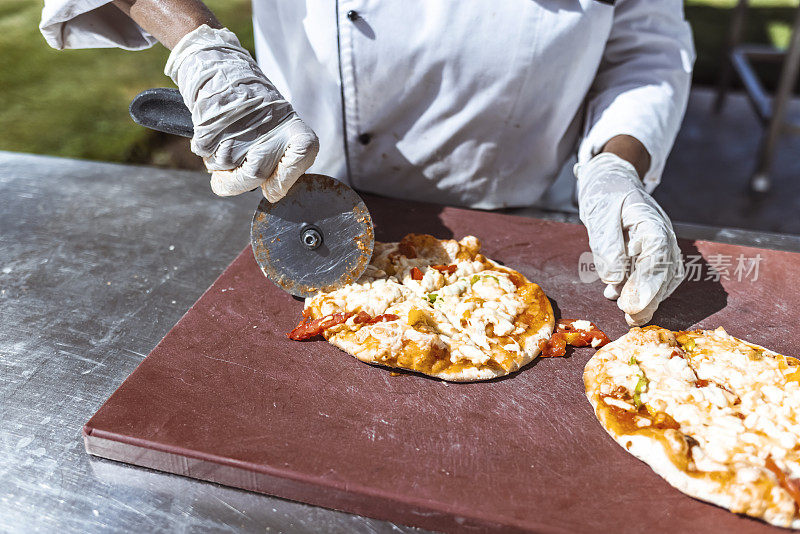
xmin=165 ymin=25 xmax=318 ymax=202
xmin=575 ymin=153 xmax=684 ymax=327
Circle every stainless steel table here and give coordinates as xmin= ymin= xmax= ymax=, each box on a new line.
xmin=0 ymin=152 xmax=419 ymax=533
xmin=2 ymin=151 xmax=799 ymax=533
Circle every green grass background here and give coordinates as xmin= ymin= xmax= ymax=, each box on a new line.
xmin=0 ymin=0 xmax=252 ymax=164
xmin=0 ymin=1 xmax=796 ymax=165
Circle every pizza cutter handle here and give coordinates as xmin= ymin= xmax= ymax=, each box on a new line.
xmin=129 ymin=88 xmax=194 ymax=138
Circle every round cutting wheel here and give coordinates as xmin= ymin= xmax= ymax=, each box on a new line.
xmin=250 ymin=174 xmax=375 ymax=298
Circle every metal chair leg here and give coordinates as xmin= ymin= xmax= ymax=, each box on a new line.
xmin=714 ymin=0 xmax=749 ymax=113
xmin=749 ymin=5 xmax=800 ymax=192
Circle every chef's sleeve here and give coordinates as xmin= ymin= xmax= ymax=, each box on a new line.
xmin=578 ymin=0 xmax=695 ymax=192
xmin=40 ymin=0 xmax=156 ymax=50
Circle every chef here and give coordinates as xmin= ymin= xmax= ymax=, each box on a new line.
xmin=40 ymin=0 xmax=694 ymax=326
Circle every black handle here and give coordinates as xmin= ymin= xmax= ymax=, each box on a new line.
xmin=129 ymin=88 xmax=194 ymax=138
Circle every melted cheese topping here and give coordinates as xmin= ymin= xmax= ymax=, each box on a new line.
xmin=589 ymin=326 xmax=800 ymax=527
xmin=303 ymin=234 xmax=553 ymax=380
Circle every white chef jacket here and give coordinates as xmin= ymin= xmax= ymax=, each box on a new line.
xmin=41 ymin=0 xmax=694 ymax=209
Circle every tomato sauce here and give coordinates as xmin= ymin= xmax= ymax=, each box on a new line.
xmin=538 ymin=319 xmax=610 ymax=358
xmin=288 ymin=311 xmax=399 ymax=340
xmin=431 ymin=264 xmax=457 ymax=275
xmin=765 ymin=455 xmax=800 ymax=509
xmin=354 ymin=312 xmax=400 ymax=325
xmin=287 ymin=312 xmax=353 ymax=340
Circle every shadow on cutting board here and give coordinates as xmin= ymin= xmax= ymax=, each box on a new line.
xmin=365 ymin=194 xmax=454 ymax=242
xmin=649 ymin=241 xmax=728 ymax=331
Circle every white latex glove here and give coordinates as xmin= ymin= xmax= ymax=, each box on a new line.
xmin=575 ymin=153 xmax=684 ymax=326
xmin=165 ymin=25 xmax=319 ymax=202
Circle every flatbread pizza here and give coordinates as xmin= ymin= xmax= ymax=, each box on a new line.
xmin=288 ymin=233 xmax=589 ymax=381
xmin=585 ymin=326 xmax=800 ymax=529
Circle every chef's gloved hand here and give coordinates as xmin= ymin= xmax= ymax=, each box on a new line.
xmin=575 ymin=153 xmax=684 ymax=327
xmin=165 ymin=25 xmax=318 ymax=202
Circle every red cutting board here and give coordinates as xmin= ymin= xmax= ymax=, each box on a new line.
xmin=84 ymin=196 xmax=799 ymax=533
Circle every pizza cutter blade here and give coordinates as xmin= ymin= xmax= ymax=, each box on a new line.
xmin=251 ymin=174 xmax=374 ymax=298
xmin=129 ymin=88 xmax=375 ymax=298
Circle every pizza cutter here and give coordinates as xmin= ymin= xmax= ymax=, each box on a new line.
xmin=129 ymin=88 xmax=374 ymax=298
